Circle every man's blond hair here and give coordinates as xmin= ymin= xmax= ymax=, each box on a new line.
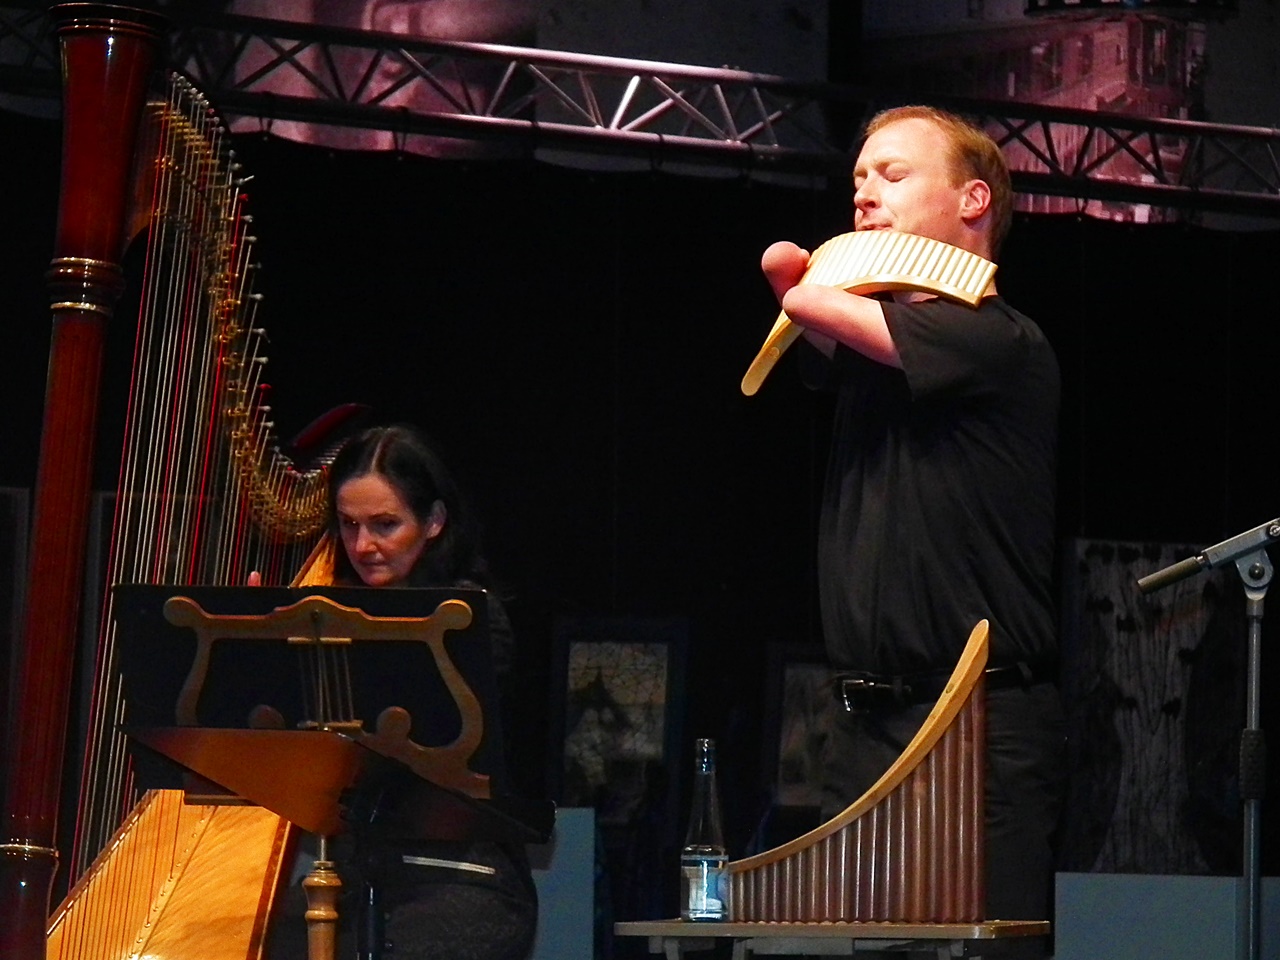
xmin=863 ymin=105 xmax=1013 ymax=257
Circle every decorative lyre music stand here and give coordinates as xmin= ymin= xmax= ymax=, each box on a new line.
xmin=112 ymin=584 xmax=553 ymax=960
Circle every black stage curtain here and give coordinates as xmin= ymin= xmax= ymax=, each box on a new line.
xmin=3 ymin=108 xmax=1279 ymax=887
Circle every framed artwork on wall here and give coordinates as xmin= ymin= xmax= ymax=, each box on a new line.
xmin=749 ymin=642 xmax=833 ymax=851
xmin=547 ymin=614 xmax=688 ymax=923
xmin=548 ymin=615 xmax=687 ymax=827
xmin=764 ymin=642 xmax=835 ymax=812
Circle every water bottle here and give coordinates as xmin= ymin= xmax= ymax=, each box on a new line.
xmin=680 ymin=737 xmax=727 ymax=921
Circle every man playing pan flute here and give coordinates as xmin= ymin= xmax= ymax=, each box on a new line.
xmin=760 ymin=106 xmax=1064 ymax=958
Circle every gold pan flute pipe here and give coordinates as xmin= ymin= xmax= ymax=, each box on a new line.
xmin=741 ymin=230 xmax=997 ymax=396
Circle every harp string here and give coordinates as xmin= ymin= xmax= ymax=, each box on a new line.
xmin=65 ymin=75 xmax=332 ymax=907
xmin=22 ymin=9 xmax=352 ymax=952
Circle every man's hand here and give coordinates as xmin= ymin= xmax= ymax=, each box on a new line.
xmin=761 ymin=240 xmax=900 ymax=368
xmin=761 ymin=241 xmax=847 ymax=359
xmin=761 ymin=241 xmax=810 ymax=305
xmin=781 ymin=284 xmax=900 ymax=368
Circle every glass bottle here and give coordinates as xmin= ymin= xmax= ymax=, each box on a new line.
xmin=680 ymin=737 xmax=727 ymax=921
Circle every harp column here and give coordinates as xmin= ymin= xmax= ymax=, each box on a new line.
xmin=0 ymin=6 xmax=164 ymax=959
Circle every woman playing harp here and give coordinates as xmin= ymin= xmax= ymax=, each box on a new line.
xmin=270 ymin=425 xmax=539 ymax=960
xmin=757 ymin=106 xmax=1065 ymax=959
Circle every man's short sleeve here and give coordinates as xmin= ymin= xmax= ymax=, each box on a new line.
xmin=883 ymin=298 xmax=1030 ymax=401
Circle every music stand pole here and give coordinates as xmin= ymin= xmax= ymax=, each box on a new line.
xmin=302 ymin=835 xmax=342 ymax=960
xmin=1137 ymin=518 xmax=1279 ymax=960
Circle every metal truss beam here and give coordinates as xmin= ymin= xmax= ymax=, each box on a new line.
xmin=3 ymin=3 xmax=1280 ymax=217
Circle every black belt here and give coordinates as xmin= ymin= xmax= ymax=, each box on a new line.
xmin=833 ymin=661 xmax=1053 ymax=714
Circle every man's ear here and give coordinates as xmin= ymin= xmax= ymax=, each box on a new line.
xmin=960 ymin=179 xmax=993 ymax=224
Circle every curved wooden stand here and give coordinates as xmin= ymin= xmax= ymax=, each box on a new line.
xmin=725 ymin=620 xmax=990 ymax=923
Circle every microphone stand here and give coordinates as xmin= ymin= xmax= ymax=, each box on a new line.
xmin=1137 ymin=517 xmax=1279 ymax=960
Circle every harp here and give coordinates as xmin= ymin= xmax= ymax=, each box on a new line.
xmin=0 ymin=5 xmax=335 ymax=957
xmin=725 ymin=620 xmax=989 ymax=923
xmin=741 ymin=230 xmax=998 ymax=396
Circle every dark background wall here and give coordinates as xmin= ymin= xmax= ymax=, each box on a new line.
xmin=3 ymin=99 xmax=1279 ymax=918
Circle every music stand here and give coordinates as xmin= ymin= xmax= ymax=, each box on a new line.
xmin=113 ymin=584 xmax=554 ymax=960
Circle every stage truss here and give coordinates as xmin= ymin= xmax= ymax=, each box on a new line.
xmin=1 ymin=3 xmax=1279 ymax=217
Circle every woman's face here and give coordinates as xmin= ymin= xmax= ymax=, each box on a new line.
xmin=335 ymin=473 xmax=445 ymax=587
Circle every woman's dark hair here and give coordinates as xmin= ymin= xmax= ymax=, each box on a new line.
xmin=326 ymin=425 xmax=487 ymax=587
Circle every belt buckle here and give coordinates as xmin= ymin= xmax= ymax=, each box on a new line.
xmin=838 ymin=677 xmax=866 ymax=714
xmin=838 ymin=676 xmax=904 ymax=714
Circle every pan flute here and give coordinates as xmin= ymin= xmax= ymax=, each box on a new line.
xmin=724 ymin=620 xmax=989 ymax=923
xmin=742 ymin=230 xmax=997 ymax=396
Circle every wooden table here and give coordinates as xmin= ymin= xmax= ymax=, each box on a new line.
xmin=614 ymin=919 xmax=1051 ymax=959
